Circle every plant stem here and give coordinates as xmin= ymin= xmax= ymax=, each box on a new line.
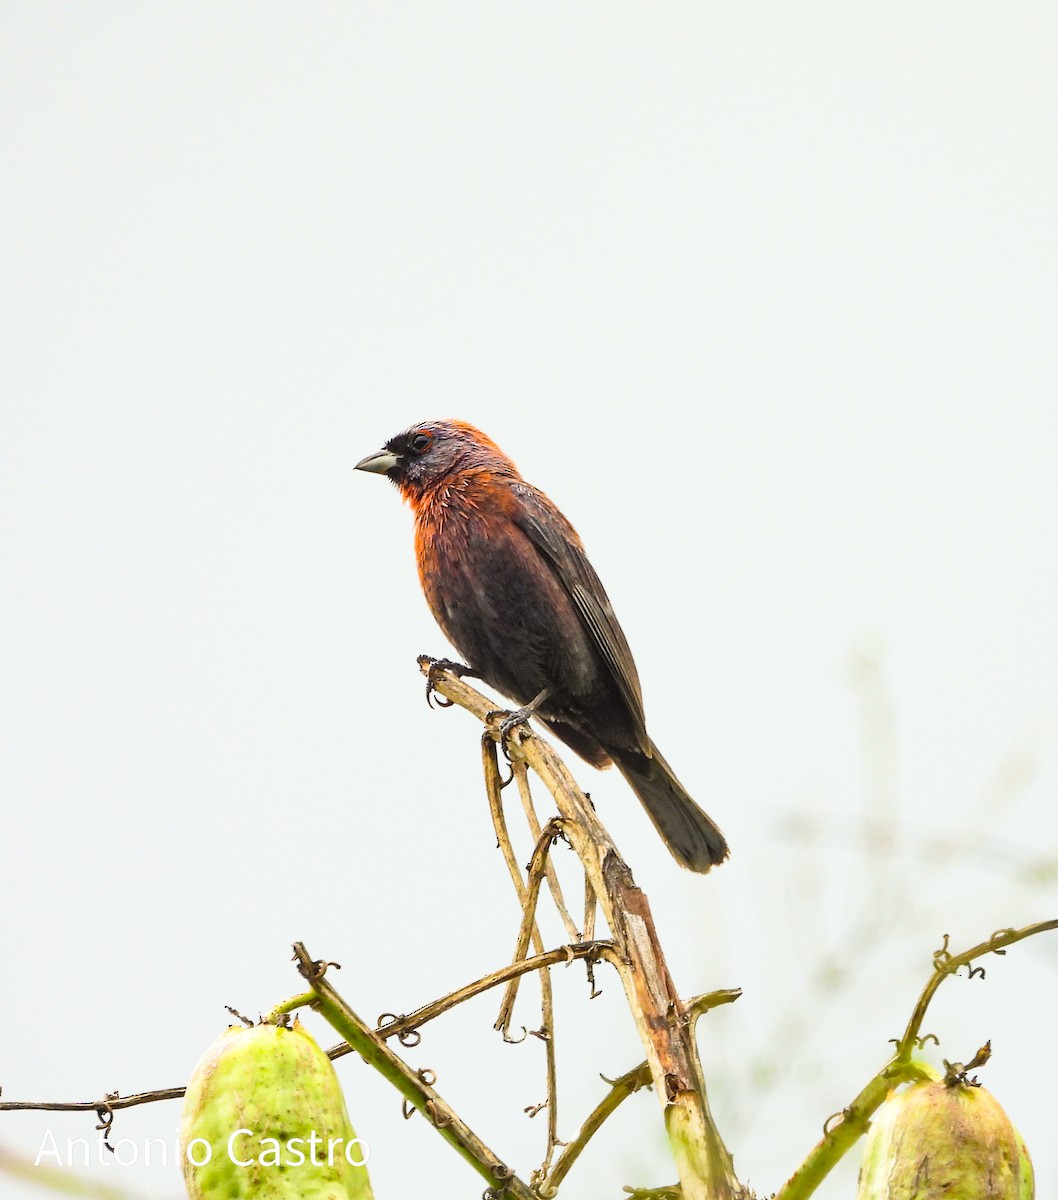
xmin=774 ymin=1060 xmax=930 ymax=1200
xmin=293 ymin=943 xmax=537 ymax=1200
xmin=775 ymin=918 xmax=1058 ymax=1200
xmin=265 ymin=991 xmax=317 ymax=1022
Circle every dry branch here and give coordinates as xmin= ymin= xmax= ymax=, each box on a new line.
xmin=419 ymin=657 xmax=742 ymax=1200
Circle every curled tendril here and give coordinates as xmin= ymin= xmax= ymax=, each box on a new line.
xmin=376 ymin=1013 xmax=422 ymax=1047
xmin=298 ymin=957 xmax=340 ymax=982
xmin=401 ymin=1099 xmax=416 ymax=1120
xmin=967 ymin=964 xmax=987 ymax=980
xmin=891 ymin=1031 xmax=939 ymax=1050
xmin=417 ymin=1067 xmax=437 ymax=1087
xmin=990 ymin=928 xmax=1015 ymax=954
xmin=491 ymin=1162 xmax=514 ymax=1181
xmin=524 ymin=1100 xmax=548 ymax=1118
xmin=932 ymin=934 xmax=952 ymax=971
xmin=95 ymin=1094 xmax=118 ymax=1153
xmin=823 ymin=1108 xmax=849 ymax=1136
xmin=502 ymin=1025 xmax=528 ymax=1045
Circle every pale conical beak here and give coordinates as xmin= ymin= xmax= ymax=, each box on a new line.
xmin=355 ymin=448 xmax=400 ymax=475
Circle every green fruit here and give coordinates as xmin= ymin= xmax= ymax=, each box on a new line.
xmin=857 ymin=1078 xmax=1033 ymax=1200
xmin=180 ymin=1020 xmax=374 ymax=1200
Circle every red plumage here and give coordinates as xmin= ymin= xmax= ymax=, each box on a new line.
xmin=356 ymin=419 xmax=728 ymax=873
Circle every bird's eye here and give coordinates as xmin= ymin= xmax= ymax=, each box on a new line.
xmin=410 ymin=433 xmax=431 ymax=454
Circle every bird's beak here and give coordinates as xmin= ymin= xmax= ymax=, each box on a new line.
xmin=355 ymin=448 xmax=400 ymax=475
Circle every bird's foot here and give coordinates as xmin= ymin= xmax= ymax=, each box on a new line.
xmin=420 ymin=655 xmax=479 ymax=709
xmin=487 ymin=705 xmax=534 ymax=752
xmin=486 ymin=687 xmax=550 ymax=759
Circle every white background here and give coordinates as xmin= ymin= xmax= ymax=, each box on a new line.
xmin=2 ymin=5 xmax=1056 ymax=1198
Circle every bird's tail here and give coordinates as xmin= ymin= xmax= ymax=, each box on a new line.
xmin=613 ymin=741 xmax=729 ymax=873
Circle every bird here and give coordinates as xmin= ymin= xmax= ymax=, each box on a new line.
xmin=355 ymin=419 xmax=729 ymax=873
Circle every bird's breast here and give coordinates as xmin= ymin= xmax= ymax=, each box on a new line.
xmin=412 ymin=486 xmax=597 ymax=705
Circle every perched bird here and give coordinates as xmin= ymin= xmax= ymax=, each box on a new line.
xmin=356 ymin=420 xmax=729 ymax=873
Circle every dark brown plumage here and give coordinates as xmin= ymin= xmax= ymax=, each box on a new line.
xmin=356 ymin=419 xmax=729 ymax=873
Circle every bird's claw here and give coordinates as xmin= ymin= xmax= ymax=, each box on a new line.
xmin=422 ymin=656 xmax=478 ymax=709
xmin=487 ymin=705 xmax=535 ymax=758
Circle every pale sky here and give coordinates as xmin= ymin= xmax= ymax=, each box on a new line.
xmin=2 ymin=5 xmax=1056 ymax=1199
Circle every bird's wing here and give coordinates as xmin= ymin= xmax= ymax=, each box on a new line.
xmin=511 ymin=483 xmax=649 ymax=749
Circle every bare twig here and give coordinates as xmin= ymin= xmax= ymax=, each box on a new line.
xmin=514 ymin=758 xmax=582 ymax=942
xmin=482 ymin=742 xmax=563 ymax=1174
xmin=479 ymin=732 xmax=564 ymax=1176
xmin=538 ymin=968 xmax=560 ymax=1177
xmin=0 ymin=1088 xmax=185 ymax=1115
xmin=495 ymin=819 xmax=564 ymax=1036
xmin=482 ymin=733 xmax=552 ymax=1028
xmin=542 ymin=1062 xmax=652 ymax=1197
xmin=336 ymin=941 xmax=611 ymax=1055
xmin=583 ymin=872 xmax=597 ymax=943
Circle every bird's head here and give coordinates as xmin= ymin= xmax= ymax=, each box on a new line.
xmin=355 ymin=420 xmax=519 ymax=504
